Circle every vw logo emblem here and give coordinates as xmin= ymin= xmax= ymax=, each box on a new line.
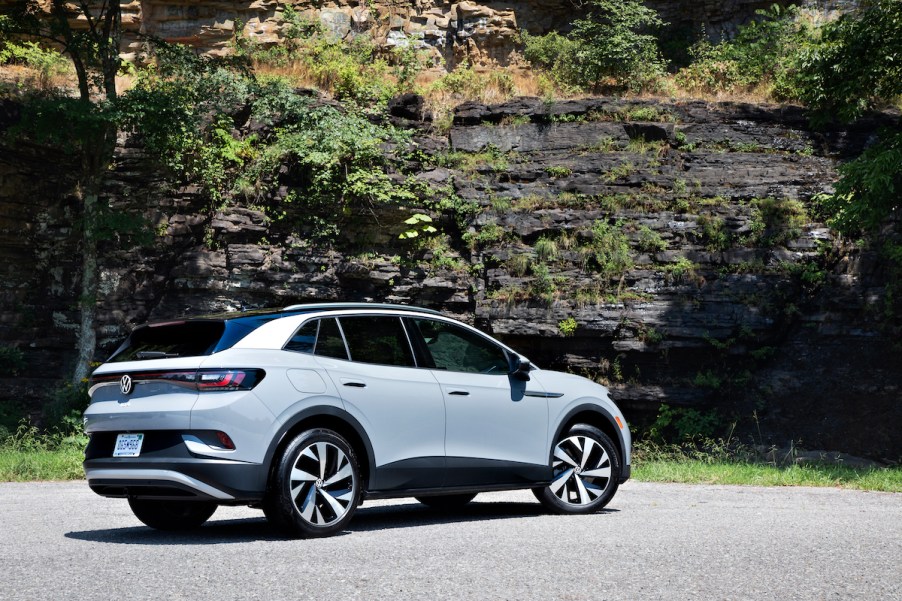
xmin=119 ymin=375 xmax=133 ymax=396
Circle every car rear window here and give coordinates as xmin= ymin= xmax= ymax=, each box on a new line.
xmin=108 ymin=321 xmax=226 ymax=362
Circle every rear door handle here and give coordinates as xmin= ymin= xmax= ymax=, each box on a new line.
xmin=342 ymin=380 xmax=366 ymax=388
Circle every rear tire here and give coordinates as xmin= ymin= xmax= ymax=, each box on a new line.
xmin=533 ymin=424 xmax=620 ymax=514
xmin=268 ymin=428 xmax=362 ymax=538
xmin=415 ymin=493 xmax=477 ymax=509
xmin=127 ymin=498 xmax=217 ymax=530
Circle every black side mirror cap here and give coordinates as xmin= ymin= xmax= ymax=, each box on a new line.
xmin=510 ymin=354 xmax=532 ymax=381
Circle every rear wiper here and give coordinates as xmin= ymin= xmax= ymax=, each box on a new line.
xmin=135 ymin=351 xmax=180 ymax=359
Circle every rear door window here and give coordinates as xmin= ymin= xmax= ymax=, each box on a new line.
xmin=314 ymin=318 xmax=350 ymax=360
xmin=285 ymin=320 xmax=318 ymax=353
xmin=338 ymin=316 xmax=416 ymax=367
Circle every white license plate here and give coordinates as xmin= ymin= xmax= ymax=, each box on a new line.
xmin=113 ymin=433 xmax=144 ymax=457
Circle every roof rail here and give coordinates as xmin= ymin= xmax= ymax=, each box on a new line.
xmin=282 ymin=302 xmax=443 ymax=316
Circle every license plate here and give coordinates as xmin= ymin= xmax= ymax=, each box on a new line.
xmin=113 ymin=433 xmax=144 ymax=457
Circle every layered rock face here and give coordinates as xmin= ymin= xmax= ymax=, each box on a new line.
xmin=111 ymin=0 xmax=834 ymax=67
xmin=0 ymin=95 xmax=898 ymax=459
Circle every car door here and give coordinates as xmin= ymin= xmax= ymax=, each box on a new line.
xmin=405 ymin=317 xmax=550 ymax=487
xmin=307 ymin=315 xmax=446 ymax=491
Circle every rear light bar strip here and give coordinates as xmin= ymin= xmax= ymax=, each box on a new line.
xmin=90 ymin=369 xmax=265 ymax=393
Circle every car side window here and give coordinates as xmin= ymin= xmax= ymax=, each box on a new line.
xmin=314 ymin=318 xmax=350 ymax=360
xmin=285 ymin=320 xmax=318 ymax=353
xmin=410 ymin=318 xmax=509 ymax=374
xmin=338 ymin=316 xmax=416 ymax=367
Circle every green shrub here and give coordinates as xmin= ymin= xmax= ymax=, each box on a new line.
xmin=534 ymin=235 xmax=559 ymax=262
xmin=0 ymin=345 xmax=25 ymax=375
xmin=648 ymin=404 xmax=723 ymax=440
xmin=817 ymin=130 xmax=902 ymax=235
xmin=698 ymin=214 xmax=731 ymax=251
xmin=523 ymin=0 xmax=667 ymax=92
xmin=558 ymin=317 xmax=578 ymax=336
xmin=569 ymin=0 xmax=668 ymax=91
xmin=521 ymin=30 xmax=582 ymax=92
xmin=793 ymin=0 xmax=902 ymax=123
xmin=636 ymin=226 xmax=667 ymax=253
xmin=675 ymin=5 xmax=814 ymax=97
xmin=585 ymin=220 xmax=633 ymax=278
xmin=0 ymin=40 xmax=70 ymax=89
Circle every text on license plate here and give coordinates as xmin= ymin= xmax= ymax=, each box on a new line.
xmin=113 ymin=433 xmax=144 ymax=457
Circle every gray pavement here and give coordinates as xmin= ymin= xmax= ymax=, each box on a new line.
xmin=1 ymin=481 xmax=899 ymax=600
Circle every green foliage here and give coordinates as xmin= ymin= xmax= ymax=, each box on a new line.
xmin=0 ymin=40 xmax=70 ymax=88
xmin=123 ymin=50 xmax=416 ymax=244
xmin=698 ymin=214 xmax=732 ymax=251
xmin=391 ymin=35 xmax=431 ymax=90
xmin=521 ymin=30 xmax=582 ymax=93
xmin=42 ymin=382 xmax=90 ymax=430
xmin=120 ymin=43 xmax=256 ymax=204
xmin=661 ymin=257 xmax=697 ymax=281
xmin=632 ymin=439 xmax=902 ymax=491
xmin=0 ymin=345 xmax=25 ymax=375
xmin=244 ymin=6 xmax=394 ymax=104
xmin=534 ymin=236 xmax=559 ymax=262
xmin=544 ymin=165 xmax=572 ymax=178
xmin=528 ymin=262 xmax=557 ymax=301
xmin=749 ymin=197 xmax=809 ymax=246
xmin=463 ymin=222 xmax=505 ymax=249
xmin=399 ymin=213 xmax=438 ymax=240
xmin=558 ymin=317 xmax=578 ymax=337
xmin=649 ymin=404 xmax=723 ymax=440
xmin=584 ymin=220 xmax=633 ymax=278
xmin=429 ymin=62 xmax=515 ymax=99
xmin=675 ymin=5 xmax=813 ymax=96
xmin=569 ymin=0 xmax=667 ymax=91
xmin=817 ymin=130 xmax=902 ymax=235
xmin=794 ymin=0 xmax=902 ymax=123
xmin=636 ymin=226 xmax=667 ymax=253
xmin=693 ymin=370 xmax=724 ymax=390
xmin=523 ymin=0 xmax=667 ymax=92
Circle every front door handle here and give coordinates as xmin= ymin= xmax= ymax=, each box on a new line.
xmin=447 ymin=389 xmax=470 ymax=396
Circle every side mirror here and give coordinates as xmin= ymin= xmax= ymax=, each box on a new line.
xmin=509 ymin=354 xmax=532 ymax=381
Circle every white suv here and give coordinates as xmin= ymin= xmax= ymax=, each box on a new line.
xmin=84 ymin=303 xmax=631 ymax=537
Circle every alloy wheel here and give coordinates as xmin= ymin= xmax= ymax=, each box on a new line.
xmin=549 ymin=434 xmax=613 ymax=506
xmin=289 ymin=440 xmax=357 ymax=526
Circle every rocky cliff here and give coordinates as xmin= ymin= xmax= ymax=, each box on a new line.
xmin=0 ymin=94 xmax=899 ymax=460
xmin=106 ymin=1 xmax=854 ymax=68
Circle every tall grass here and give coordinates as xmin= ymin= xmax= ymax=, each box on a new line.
xmin=0 ymin=421 xmax=87 ymax=482
xmin=632 ymin=440 xmax=902 ymax=492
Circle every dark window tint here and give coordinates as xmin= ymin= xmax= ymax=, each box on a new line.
xmin=314 ymin=318 xmax=349 ymax=360
xmin=339 ymin=316 xmax=416 ymax=367
xmin=285 ymin=321 xmax=318 ymax=353
xmin=109 ymin=321 xmax=226 ymax=362
xmin=410 ymin=318 xmax=509 ymax=374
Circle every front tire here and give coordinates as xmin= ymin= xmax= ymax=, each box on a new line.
xmin=533 ymin=424 xmax=621 ymax=514
xmin=268 ymin=428 xmax=362 ymax=538
xmin=127 ymin=498 xmax=217 ymax=530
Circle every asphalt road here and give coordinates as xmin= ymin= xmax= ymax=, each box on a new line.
xmin=1 ymin=481 xmax=899 ymax=600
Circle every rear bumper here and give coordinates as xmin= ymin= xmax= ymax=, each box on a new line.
xmin=83 ymin=459 xmax=267 ymax=502
xmin=83 ymin=430 xmax=267 ymax=503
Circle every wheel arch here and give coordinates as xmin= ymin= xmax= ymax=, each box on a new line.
xmin=552 ymin=403 xmax=628 ymax=470
xmin=263 ymin=406 xmax=376 ymax=493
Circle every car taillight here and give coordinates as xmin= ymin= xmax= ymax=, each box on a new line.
xmin=195 ymin=369 xmax=264 ymax=391
xmin=197 ymin=370 xmax=247 ymax=390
